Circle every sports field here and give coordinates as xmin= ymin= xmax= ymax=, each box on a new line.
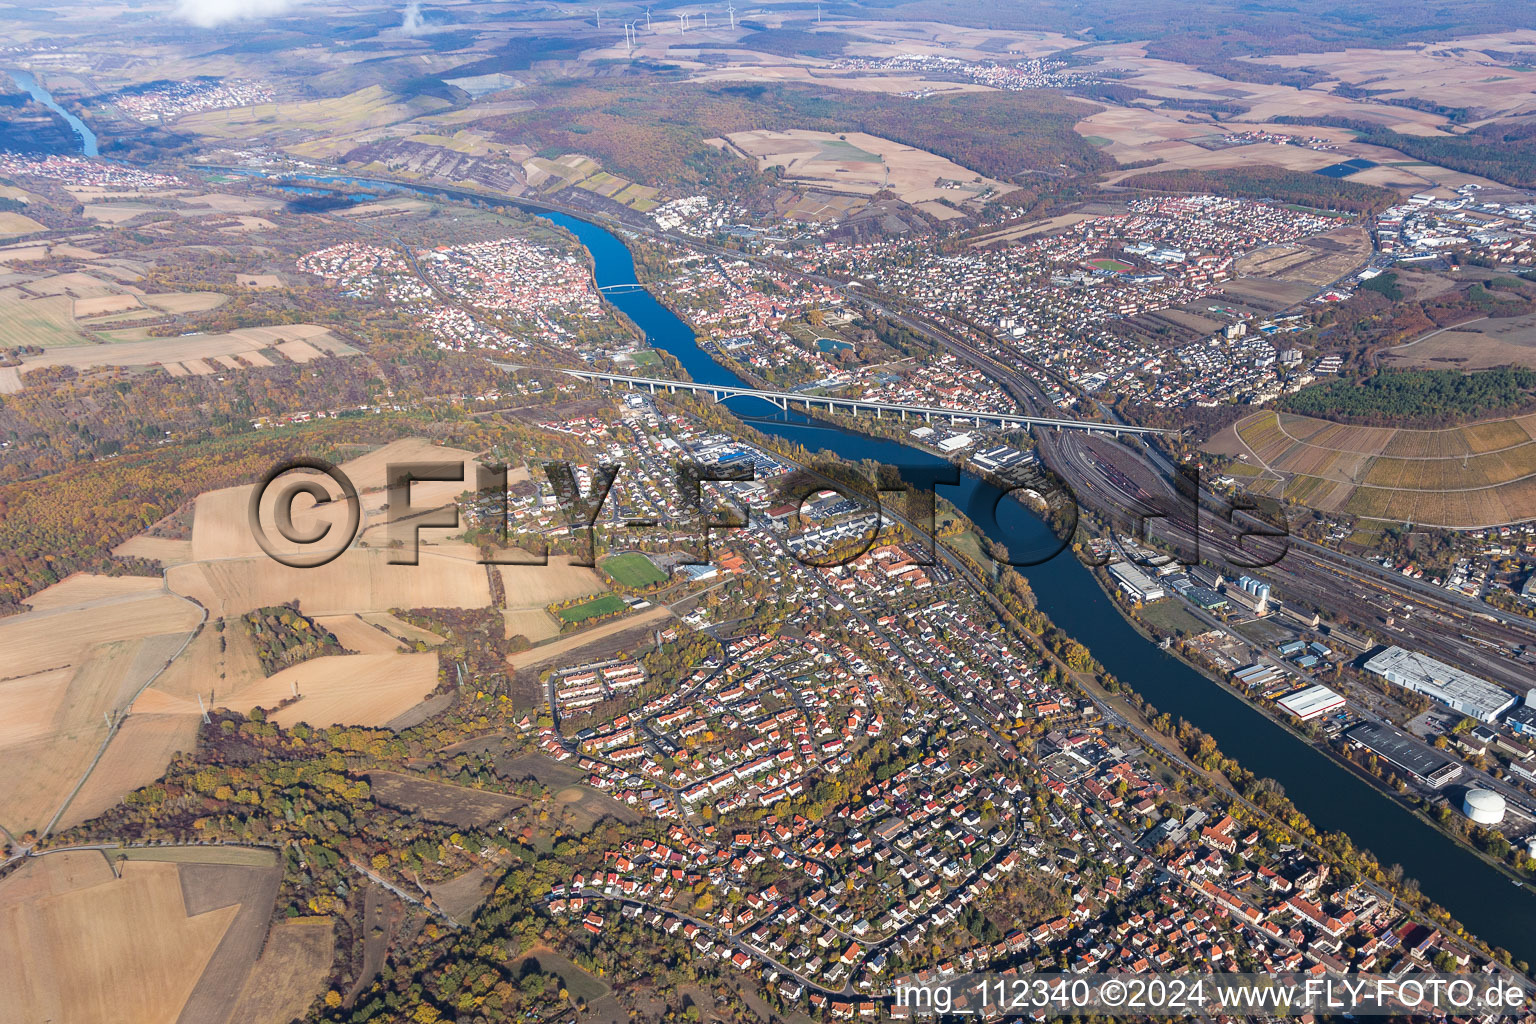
xmin=601 ymin=552 xmax=666 ymax=588
xmin=1208 ymin=409 xmax=1536 ymax=527
xmin=558 ymin=594 xmax=628 ymax=623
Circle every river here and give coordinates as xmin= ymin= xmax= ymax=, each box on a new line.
xmin=6 ymin=70 xmax=97 ymax=157
xmin=524 ymin=207 xmax=1536 ymax=967
xmin=145 ymin=164 xmax=1536 ymax=964
xmin=12 ymin=53 xmax=1524 ymax=977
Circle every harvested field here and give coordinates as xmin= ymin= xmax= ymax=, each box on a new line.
xmin=0 ymin=211 xmax=44 ymax=237
xmin=725 ymin=128 xmax=1007 ymax=206
xmin=1209 ymin=409 xmax=1536 ymax=526
xmin=225 ymin=917 xmax=335 ymax=1024
xmin=74 ymin=292 xmax=142 ymax=317
xmin=317 ymin=613 xmax=406 ymax=653
xmin=1382 ymin=310 xmax=1536 ymax=370
xmin=510 ymin=605 xmax=672 ymax=671
xmin=367 ymin=770 xmax=525 ymax=827
xmin=188 ymin=437 xmax=479 ymax=562
xmin=23 ymin=572 xmax=164 ymax=609
xmin=0 ymin=585 xmax=200 ymax=834
xmin=0 ymin=853 xmax=259 ymax=1024
xmin=143 ymin=291 xmax=228 ymax=314
xmin=361 ymin=611 xmax=447 ymax=646
xmin=7 ymin=323 xmax=357 ymax=375
xmin=111 ymin=534 xmax=195 ymax=565
xmin=55 ymin=712 xmax=201 ymax=829
xmin=503 ymin=607 xmax=561 ymax=642
xmin=229 ymin=652 xmax=439 ymax=729
xmin=169 ymin=550 xmax=492 ymax=618
xmin=497 ymin=557 xmax=606 ymax=609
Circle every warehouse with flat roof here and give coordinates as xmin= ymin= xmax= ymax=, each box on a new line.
xmin=1107 ymin=562 xmax=1165 ymax=603
xmin=1276 ymin=684 xmax=1345 ymax=722
xmin=1345 ymin=721 xmax=1463 ymax=788
xmin=1363 ymin=646 xmax=1516 ymax=723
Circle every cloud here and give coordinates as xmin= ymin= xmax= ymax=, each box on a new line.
xmin=174 ymin=0 xmax=297 ymax=28
xmin=401 ymin=0 xmax=425 ymax=35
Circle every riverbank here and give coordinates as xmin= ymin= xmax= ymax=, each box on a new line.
xmin=1105 ymin=569 xmax=1536 ymax=893
xmin=204 ymin=162 xmax=1536 ymax=966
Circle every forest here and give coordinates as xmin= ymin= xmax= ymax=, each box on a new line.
xmin=1273 ymin=116 xmax=1536 ymax=190
xmin=483 ymin=75 xmax=1111 ymax=197
xmin=854 ymin=0 xmax=1536 ymax=62
xmin=1116 ymin=166 xmax=1398 ymax=215
xmin=1282 ymin=368 xmax=1536 ymax=425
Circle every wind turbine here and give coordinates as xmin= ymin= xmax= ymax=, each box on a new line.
xmin=677 ymin=12 xmax=686 ymax=31
xmin=644 ymin=6 xmax=652 ymax=28
xmin=727 ymin=2 xmax=735 ymax=28
xmin=702 ymin=11 xmax=708 ymax=28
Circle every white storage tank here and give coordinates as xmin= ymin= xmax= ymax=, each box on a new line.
xmin=1462 ymin=788 xmax=1506 ymax=826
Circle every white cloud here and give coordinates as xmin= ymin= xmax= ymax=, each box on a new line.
xmin=401 ymin=0 xmax=425 ymax=35
xmin=174 ymin=0 xmax=298 ymax=28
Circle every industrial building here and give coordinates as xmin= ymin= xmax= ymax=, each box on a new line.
xmin=1186 ymin=586 xmax=1227 ymax=611
xmin=1345 ymin=721 xmax=1463 ymax=788
xmin=1233 ymin=663 xmax=1284 ymax=690
xmin=1276 ymin=684 xmax=1346 ymax=722
xmin=1463 ymin=789 xmax=1506 ymax=826
xmin=1224 ymin=585 xmax=1270 ymax=616
xmin=1363 ymin=647 xmax=1516 ymax=723
xmin=1107 ymin=562 xmax=1165 ymax=603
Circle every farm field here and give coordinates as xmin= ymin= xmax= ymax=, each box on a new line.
xmin=600 ymin=551 xmax=667 ymax=588
xmin=1382 ymin=310 xmax=1536 ymax=370
xmin=0 ymin=211 xmax=45 ymax=238
xmin=503 ymin=606 xmax=561 ymax=641
xmin=496 ymin=557 xmax=607 ymax=608
xmin=1208 ymin=409 xmax=1536 ymax=526
xmin=229 ymin=652 xmax=440 ymax=729
xmin=223 ymin=917 xmax=335 ymax=1024
xmin=316 ymin=613 xmax=406 ymax=654
xmin=5 ymin=321 xmax=359 ymax=378
xmin=723 ymin=128 xmax=1008 ymax=206
xmin=0 ymin=851 xmax=277 ymax=1024
xmin=0 ymin=579 xmax=201 ymax=835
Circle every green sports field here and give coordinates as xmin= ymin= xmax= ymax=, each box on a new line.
xmin=602 ymin=552 xmax=666 ymax=588
xmin=558 ymin=594 xmax=628 ymax=623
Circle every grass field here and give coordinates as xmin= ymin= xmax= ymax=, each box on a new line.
xmin=1087 ymin=258 xmax=1133 ymax=272
xmin=0 ymin=288 xmax=88 ymax=348
xmin=601 ymin=552 xmax=666 ymax=588
xmin=558 ymin=594 xmax=628 ymax=623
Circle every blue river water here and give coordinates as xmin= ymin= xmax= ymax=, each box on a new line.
xmin=525 ymin=207 xmax=1536 ymax=967
xmin=152 ymin=166 xmax=1536 ymax=965
xmin=6 ymin=70 xmax=97 ymax=156
xmin=17 ymin=55 xmax=1526 ymax=974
